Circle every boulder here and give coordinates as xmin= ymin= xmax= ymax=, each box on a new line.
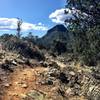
xmin=58 ymin=72 xmax=69 ymax=84
xmin=22 ymin=90 xmax=46 ymax=100
xmin=1 ymin=63 xmax=13 ymax=72
xmin=21 ymin=83 xmax=28 ymax=88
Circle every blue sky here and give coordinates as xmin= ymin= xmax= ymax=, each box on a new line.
xmin=0 ymin=0 xmax=66 ymax=37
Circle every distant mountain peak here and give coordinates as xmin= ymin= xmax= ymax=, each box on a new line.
xmin=47 ymin=24 xmax=67 ymax=33
xmin=38 ymin=24 xmax=69 ymax=48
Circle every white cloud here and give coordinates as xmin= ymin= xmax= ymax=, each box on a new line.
xmin=49 ymin=8 xmax=88 ymax=24
xmin=0 ymin=18 xmax=48 ymax=32
xmin=38 ymin=22 xmax=44 ymax=26
xmin=21 ymin=22 xmax=48 ymax=31
xmin=49 ymin=8 xmax=72 ymax=24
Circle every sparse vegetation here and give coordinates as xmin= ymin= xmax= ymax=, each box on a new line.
xmin=0 ymin=0 xmax=100 ymax=100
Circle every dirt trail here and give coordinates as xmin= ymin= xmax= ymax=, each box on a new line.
xmin=0 ymin=54 xmax=89 ymax=100
xmin=0 ymin=64 xmax=88 ymax=100
xmin=1 ymin=66 xmax=51 ymax=100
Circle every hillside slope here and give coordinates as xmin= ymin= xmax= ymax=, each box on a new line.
xmin=38 ymin=24 xmax=69 ymax=48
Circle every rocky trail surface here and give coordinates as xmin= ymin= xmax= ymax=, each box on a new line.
xmin=2 ymin=67 xmax=48 ymax=100
xmin=0 ymin=51 xmax=100 ymax=100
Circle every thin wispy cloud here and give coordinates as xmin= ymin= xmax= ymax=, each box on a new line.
xmin=0 ymin=18 xmax=48 ymax=32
